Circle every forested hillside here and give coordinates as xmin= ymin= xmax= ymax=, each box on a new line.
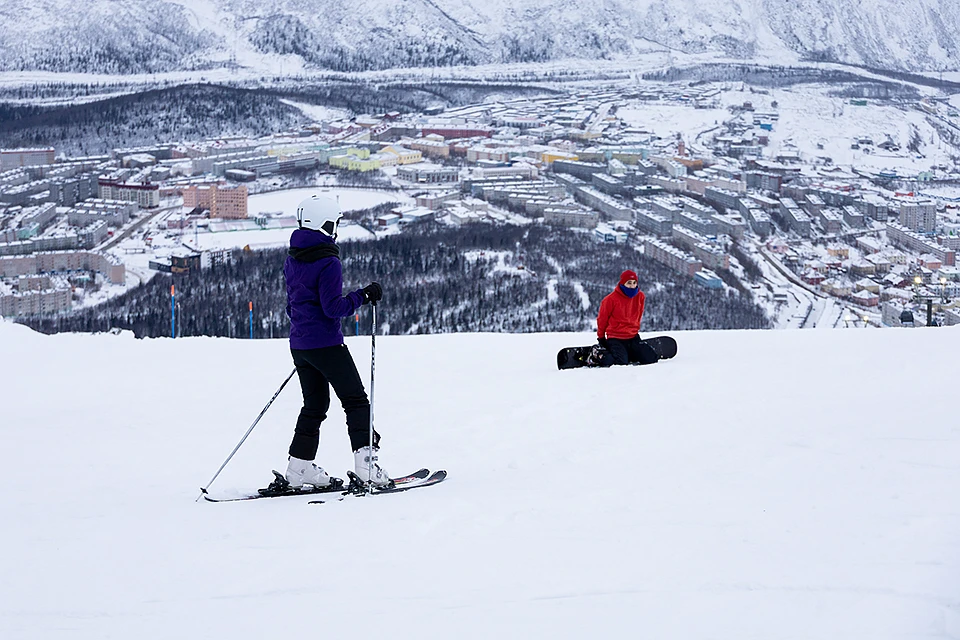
xmin=20 ymin=223 xmax=770 ymax=338
xmin=0 ymin=82 xmax=555 ymax=156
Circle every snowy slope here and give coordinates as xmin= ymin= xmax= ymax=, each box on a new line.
xmin=1 ymin=320 xmax=959 ymax=638
xmin=0 ymin=0 xmax=958 ymax=74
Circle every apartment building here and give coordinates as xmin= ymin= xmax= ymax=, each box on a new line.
xmin=472 ymin=163 xmax=538 ymax=180
xmin=685 ymin=174 xmax=715 ymax=195
xmin=745 ymin=171 xmax=782 ymax=192
xmin=783 ymin=207 xmax=813 ymax=237
xmin=68 ymin=199 xmax=135 ymax=228
xmin=858 ymin=194 xmax=890 ymax=221
xmin=0 ymin=276 xmax=72 ymax=316
xmin=467 ymin=146 xmax=513 ymax=163
xmin=415 ymin=191 xmax=460 ymax=210
xmin=420 ymin=126 xmax=494 ymax=139
xmin=1 ymin=148 xmax=55 ymax=171
xmin=552 ymin=160 xmax=606 ymax=181
xmin=543 ymin=208 xmax=599 ymax=228
xmin=404 ymin=138 xmax=451 ymax=158
xmin=646 ymin=175 xmax=686 ymax=193
xmin=635 ymin=208 xmax=673 ymax=236
xmin=644 ymin=238 xmax=703 ymax=276
xmin=818 ymin=209 xmax=844 ymax=234
xmin=0 ymin=250 xmax=124 ymax=284
xmin=776 ymin=198 xmax=813 ymax=236
xmin=703 ymin=186 xmax=741 ymax=211
xmin=741 ymin=208 xmax=772 ymax=236
xmin=98 ymin=179 xmax=160 ymax=208
xmin=183 ymin=183 xmax=248 ymax=219
xmin=898 ymin=198 xmax=937 ymax=233
xmin=397 ymin=164 xmax=459 ymax=184
xmin=672 ymin=225 xmax=730 ymax=270
xmin=843 ymin=205 xmax=865 ymax=228
xmin=591 ymin=173 xmax=630 ymax=198
xmin=711 ymin=212 xmax=747 ymax=239
xmin=886 ymin=223 xmax=956 ymax=266
xmin=650 ymin=196 xmax=682 ymax=221
xmin=574 ymin=186 xmax=633 ymax=221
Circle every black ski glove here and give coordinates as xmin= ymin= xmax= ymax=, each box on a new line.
xmin=361 ymin=282 xmax=382 ymax=305
xmin=598 ymin=338 xmax=609 ymax=349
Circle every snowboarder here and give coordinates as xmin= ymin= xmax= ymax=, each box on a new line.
xmin=282 ymin=194 xmax=390 ymax=488
xmin=595 ymin=270 xmax=659 ymax=366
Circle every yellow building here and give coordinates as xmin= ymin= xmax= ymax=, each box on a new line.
xmin=611 ymin=151 xmax=643 ymax=165
xmin=372 ymin=152 xmax=398 ymax=167
xmin=577 ymin=150 xmax=605 ymax=163
xmin=826 ymin=244 xmax=850 ymax=259
xmin=353 ymin=157 xmax=381 ymax=171
xmin=541 ymin=150 xmax=579 ymax=166
xmin=381 ymin=146 xmax=423 ymax=165
xmin=330 ymin=154 xmax=381 ymax=172
xmin=342 ymin=147 xmax=371 ymax=159
xmin=329 ymin=155 xmax=351 ymax=169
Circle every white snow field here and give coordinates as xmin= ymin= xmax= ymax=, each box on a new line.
xmin=1 ymin=321 xmax=959 ymax=639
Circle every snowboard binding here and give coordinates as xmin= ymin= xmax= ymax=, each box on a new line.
xmin=585 ymin=344 xmax=611 ymax=367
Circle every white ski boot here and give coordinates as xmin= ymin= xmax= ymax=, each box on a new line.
xmin=284 ymin=456 xmax=333 ymax=488
xmin=353 ymin=446 xmax=391 ymax=487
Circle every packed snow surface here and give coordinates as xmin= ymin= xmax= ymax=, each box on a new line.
xmin=1 ymin=321 xmax=959 ymax=638
xmin=247 ymin=187 xmax=411 ymax=218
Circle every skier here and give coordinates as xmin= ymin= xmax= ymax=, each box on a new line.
xmin=595 ymin=270 xmax=659 ymax=366
xmin=282 ymin=194 xmax=390 ymax=488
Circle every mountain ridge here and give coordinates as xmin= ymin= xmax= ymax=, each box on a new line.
xmin=1 ymin=0 xmax=957 ymax=75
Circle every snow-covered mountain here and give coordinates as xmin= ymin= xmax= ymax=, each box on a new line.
xmin=1 ymin=0 xmax=957 ymax=75
xmin=2 ymin=319 xmax=959 ymax=638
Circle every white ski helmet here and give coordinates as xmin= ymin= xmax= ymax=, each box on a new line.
xmin=296 ymin=194 xmax=342 ymax=237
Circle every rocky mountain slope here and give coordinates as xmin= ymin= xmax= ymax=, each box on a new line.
xmin=0 ymin=0 xmax=957 ymax=75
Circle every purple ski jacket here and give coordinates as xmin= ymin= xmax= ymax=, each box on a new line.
xmin=284 ymin=229 xmax=364 ymax=350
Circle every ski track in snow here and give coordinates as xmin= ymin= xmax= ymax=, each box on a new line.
xmin=571 ymin=281 xmax=590 ymax=311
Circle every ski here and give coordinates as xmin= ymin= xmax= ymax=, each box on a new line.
xmin=202 ymin=468 xmax=431 ymax=503
xmin=308 ymin=469 xmax=447 ymax=504
xmin=202 ymin=473 xmax=345 ymax=502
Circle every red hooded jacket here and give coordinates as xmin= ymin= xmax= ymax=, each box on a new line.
xmin=597 ymin=270 xmax=645 ymax=340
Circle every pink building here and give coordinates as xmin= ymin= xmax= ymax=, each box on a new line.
xmin=183 ymin=183 xmax=248 ymax=219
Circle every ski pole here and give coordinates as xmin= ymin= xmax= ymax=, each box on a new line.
xmin=367 ymin=301 xmax=377 ymax=490
xmin=196 ymin=368 xmax=297 ymax=501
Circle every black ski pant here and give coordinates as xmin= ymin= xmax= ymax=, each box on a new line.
xmin=289 ymin=344 xmax=380 ymax=460
xmin=606 ymin=335 xmax=660 ymax=366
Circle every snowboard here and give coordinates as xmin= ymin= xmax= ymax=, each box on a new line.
xmin=557 ymin=335 xmax=677 ymax=370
